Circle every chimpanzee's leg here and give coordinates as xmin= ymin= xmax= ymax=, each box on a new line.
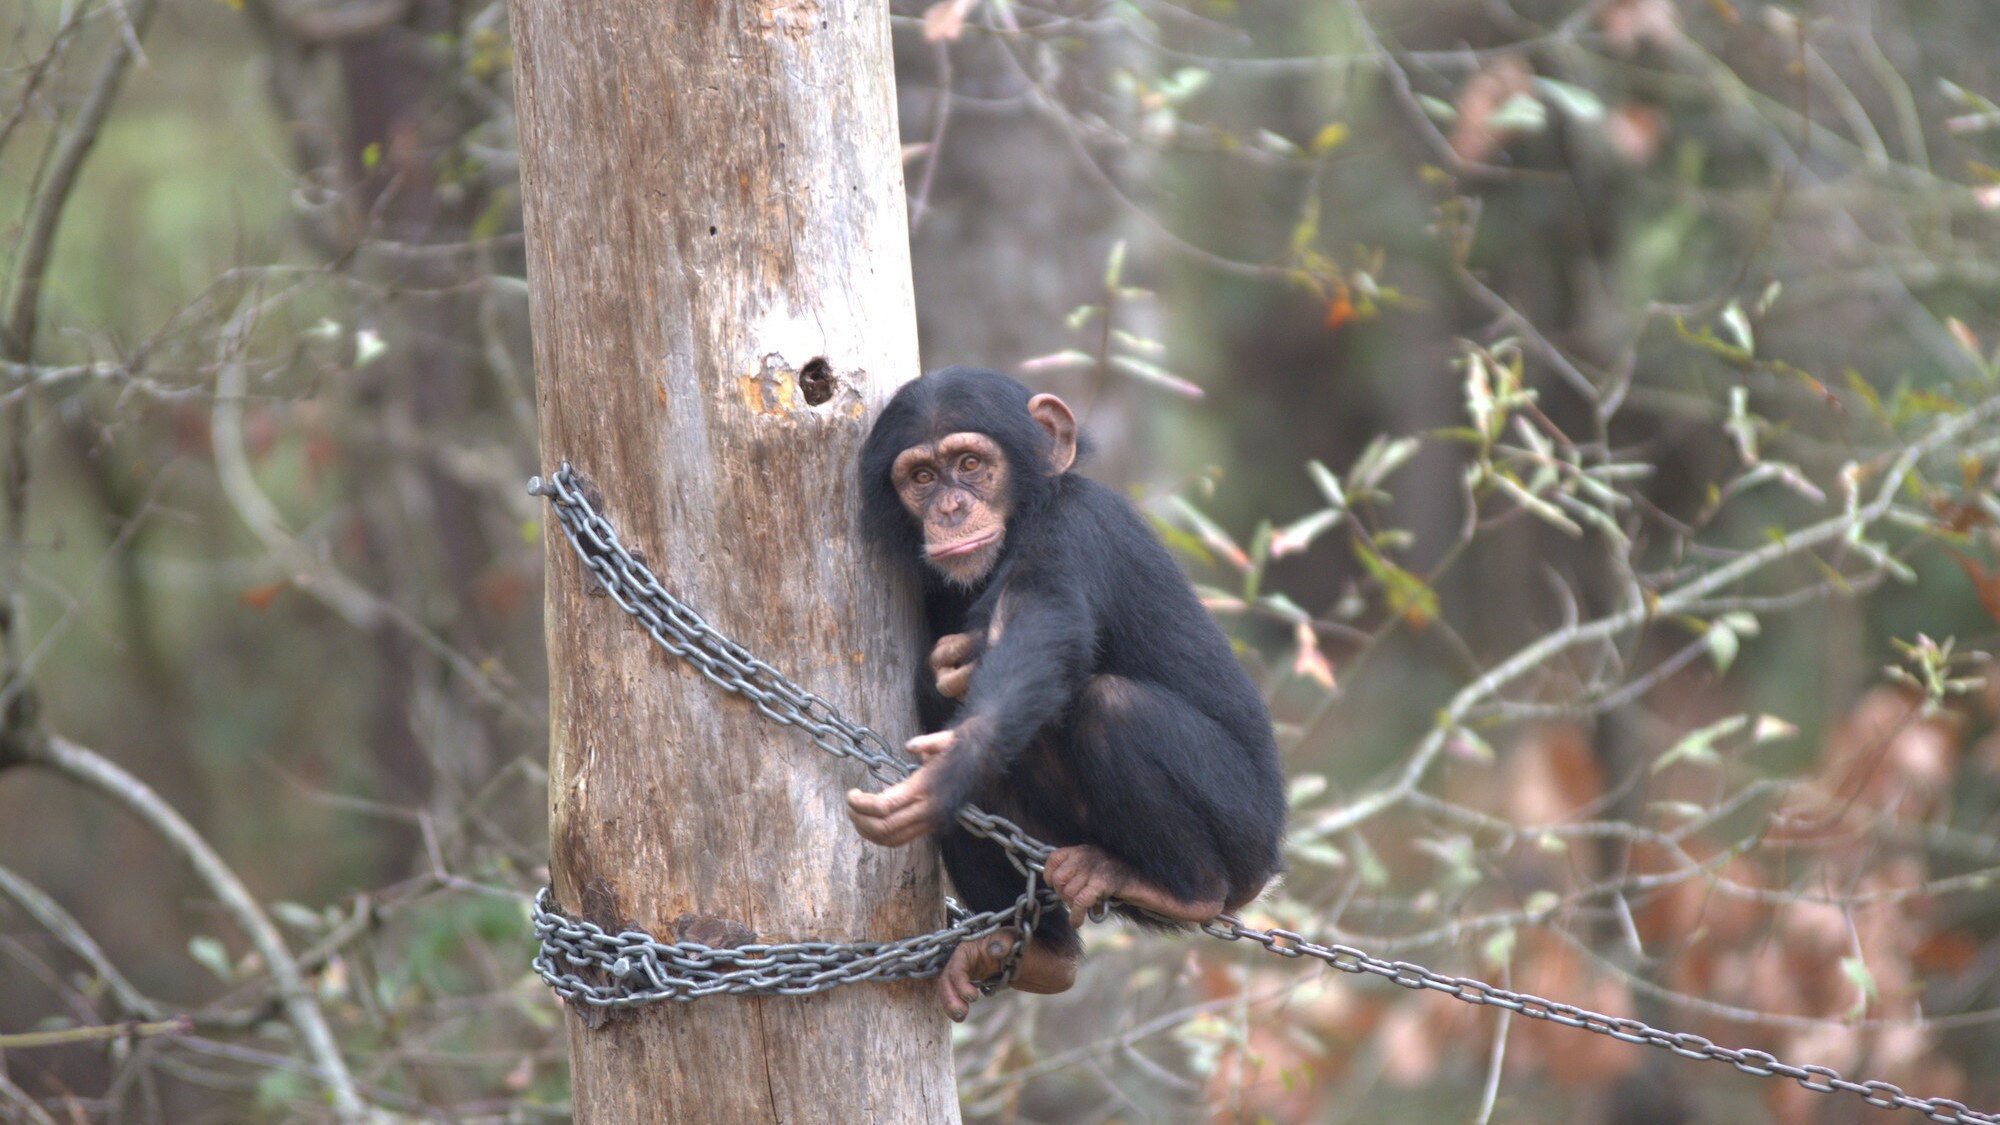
xmin=933 ymin=824 xmax=1079 ymax=1020
xmin=1042 ymin=675 xmax=1284 ymax=925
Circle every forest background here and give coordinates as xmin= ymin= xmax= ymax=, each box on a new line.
xmin=2 ymin=0 xmax=2000 ymax=1121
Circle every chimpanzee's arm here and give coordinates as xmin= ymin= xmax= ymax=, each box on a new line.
xmin=926 ymin=586 xmax=1094 ymax=814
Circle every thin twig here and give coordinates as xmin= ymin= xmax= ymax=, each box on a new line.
xmin=0 ymin=862 xmax=164 ymax=1020
xmin=1306 ymin=393 xmax=2000 ymax=841
xmin=0 ymin=1071 xmax=59 ymax=1125
xmin=2 ymin=0 xmax=162 ymax=360
xmin=19 ymin=733 xmax=371 ymax=1124
xmin=0 ymin=1017 xmax=189 ymax=1050
xmin=1473 ymin=988 xmax=1512 ymax=1125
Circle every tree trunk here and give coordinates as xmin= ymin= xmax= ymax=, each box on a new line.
xmin=509 ymin=0 xmax=958 ymax=1120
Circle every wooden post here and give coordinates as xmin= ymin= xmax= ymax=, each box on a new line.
xmin=508 ymin=0 xmax=958 ymax=1119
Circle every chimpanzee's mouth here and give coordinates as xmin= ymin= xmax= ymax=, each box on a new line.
xmin=928 ymin=530 xmax=1000 ymax=560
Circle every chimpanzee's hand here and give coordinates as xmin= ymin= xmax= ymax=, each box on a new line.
xmin=929 ymin=633 xmax=978 ymax=699
xmin=846 ymin=730 xmax=958 ymax=846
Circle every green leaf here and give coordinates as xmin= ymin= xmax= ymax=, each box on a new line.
xmin=1018 ymin=348 xmax=1098 ymax=374
xmin=1257 ymin=128 xmax=1303 ymax=156
xmin=1483 ymin=928 xmax=1517 ymax=967
xmin=1840 ymin=956 xmax=1878 ymax=1019
xmin=1352 ymin=835 xmax=1389 ymax=888
xmin=1417 ymin=93 xmax=1458 ymax=121
xmin=1751 ymin=714 xmax=1798 ymax=745
xmin=1672 ymin=316 xmax=1752 ymax=365
xmin=1245 ymin=520 xmax=1272 ymax=600
xmin=1654 ymin=714 xmax=1748 ymax=772
xmin=1718 ymin=611 xmax=1759 ymax=637
xmin=1108 ymin=354 xmax=1205 ymax=399
xmin=1720 ymin=300 xmax=1755 ymax=354
xmin=1464 ymin=349 xmax=1496 ymax=439
xmin=1523 ymin=890 xmax=1560 ymax=918
xmin=1843 ymin=369 xmax=1888 ymax=426
xmin=1348 ymin=435 xmax=1420 ymax=496
xmin=1288 ymin=192 xmax=1320 ymax=254
xmin=1754 ymin=279 xmax=1782 ymax=317
xmin=354 ymin=328 xmax=388 ymax=366
xmin=1532 ymin=77 xmax=1605 ymax=121
xmin=1309 ymin=122 xmax=1350 ymax=154
xmin=1168 ymin=497 xmax=1249 ymax=570
xmin=1305 ymin=460 xmax=1347 ymax=509
xmin=189 ymin=936 xmax=234 ymax=982
xmin=1064 ymin=305 xmax=1103 ymax=332
xmin=272 ymin=902 xmax=324 ymax=932
xmin=1269 ymin=508 xmax=1343 ymax=557
xmin=1413 ymin=835 xmax=1480 ymax=890
xmin=1156 ymin=67 xmax=1212 ymax=104
xmin=1286 ymin=774 xmax=1328 ymax=807
xmin=1486 ymin=92 xmax=1548 ymax=134
xmin=1194 ymin=583 xmax=1245 ymax=612
xmin=1103 ymin=240 xmax=1127 ymax=289
xmin=1449 ymin=726 xmax=1495 ymax=764
xmin=1707 ymin=621 xmax=1740 ymax=672
xmin=1491 ymin=472 xmax=1583 ymax=537
xmin=1288 ymin=840 xmax=1347 ymax=868
xmin=1351 ymin=539 xmax=1439 ymax=627
xmin=1110 ymin=328 xmax=1167 ymax=357
xmin=1256 ymin=592 xmax=1311 ymax=623
xmin=1726 ymin=385 xmax=1759 ymax=463
xmin=256 ymin=1069 xmax=310 ymax=1111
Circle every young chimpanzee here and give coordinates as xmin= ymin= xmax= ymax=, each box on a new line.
xmin=846 ymin=366 xmax=1286 ymax=1019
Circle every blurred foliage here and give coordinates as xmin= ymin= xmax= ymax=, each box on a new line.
xmin=2 ymin=0 xmax=2000 ymax=1122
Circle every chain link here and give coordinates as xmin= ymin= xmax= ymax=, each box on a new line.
xmin=527 ymin=463 xmax=1996 ymax=1123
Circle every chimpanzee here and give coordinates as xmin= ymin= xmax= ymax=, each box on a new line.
xmin=846 ymin=366 xmax=1286 ymax=1020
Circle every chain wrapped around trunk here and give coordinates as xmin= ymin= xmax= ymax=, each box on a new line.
xmin=527 ymin=463 xmax=1995 ymax=1125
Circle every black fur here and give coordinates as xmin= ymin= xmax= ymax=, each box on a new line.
xmin=859 ymin=366 xmax=1287 ymax=956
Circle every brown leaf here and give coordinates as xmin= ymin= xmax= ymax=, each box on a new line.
xmin=1292 ymin=620 xmax=1336 ymax=688
xmin=1599 ymin=0 xmax=1684 ymax=54
xmin=1323 ymin=281 xmax=1356 ymax=330
xmin=1947 ymin=317 xmax=1982 ymax=360
xmin=1949 ymin=549 xmax=2000 ymax=623
xmin=1503 ymin=724 xmax=1604 ymax=824
xmin=502 ymin=1054 xmax=535 ymax=1094
xmin=921 ymin=0 xmax=979 ymax=43
xmin=1605 ymin=102 xmax=1667 ymax=166
xmin=1449 ymin=54 xmax=1533 ymax=166
xmin=477 ymin=568 xmax=533 ymax=617
xmin=1912 ymin=929 xmax=1979 ymax=975
xmin=1378 ymin=1003 xmax=1441 ymax=1086
xmin=239 ymin=581 xmax=287 ymax=611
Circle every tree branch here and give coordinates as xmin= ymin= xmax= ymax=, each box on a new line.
xmin=0 ymin=861 xmax=164 ymax=1020
xmin=13 ymin=733 xmax=372 ymax=1124
xmin=1305 ymin=392 xmax=2000 ymax=841
xmin=2 ymin=0 xmax=163 ymax=361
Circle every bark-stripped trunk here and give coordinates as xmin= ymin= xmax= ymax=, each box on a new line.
xmin=509 ymin=0 xmax=958 ymax=1118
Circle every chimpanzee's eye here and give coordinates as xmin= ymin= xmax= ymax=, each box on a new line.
xmin=911 ymin=467 xmax=936 ymax=486
xmin=959 ymin=453 xmax=981 ymax=473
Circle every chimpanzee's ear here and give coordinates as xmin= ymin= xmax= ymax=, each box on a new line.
xmin=1026 ymin=394 xmax=1077 ymax=474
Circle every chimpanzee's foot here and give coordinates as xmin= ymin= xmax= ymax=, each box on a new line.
xmin=935 ymin=928 xmax=1078 ymax=1021
xmin=1044 ymin=845 xmax=1226 ymax=927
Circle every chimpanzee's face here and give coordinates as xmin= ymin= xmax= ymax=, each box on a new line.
xmin=891 ymin=431 xmax=1012 ymax=587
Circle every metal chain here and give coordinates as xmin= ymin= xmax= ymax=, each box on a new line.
xmin=1200 ymin=917 xmax=1996 ymax=1124
xmin=527 ymin=463 xmax=1996 ymax=1123
xmin=527 ymin=464 xmax=1054 ymax=1002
